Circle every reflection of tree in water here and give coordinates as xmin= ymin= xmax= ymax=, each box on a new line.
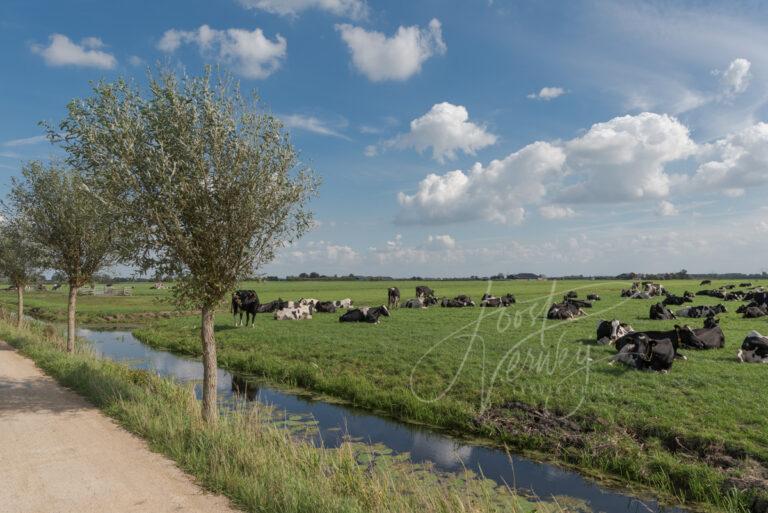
xmin=231 ymin=374 xmax=259 ymax=402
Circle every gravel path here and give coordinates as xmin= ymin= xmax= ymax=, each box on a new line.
xmin=0 ymin=340 xmax=238 ymax=513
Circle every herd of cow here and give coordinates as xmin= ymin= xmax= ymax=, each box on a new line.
xmin=592 ymin=281 xmax=768 ymax=371
xmin=231 ymin=280 xmax=768 ymax=369
xmin=231 ymin=285 xmax=516 ymax=326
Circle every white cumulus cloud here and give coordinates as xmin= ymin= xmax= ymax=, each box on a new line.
xmin=158 ymin=25 xmax=286 ymax=79
xmin=336 ymin=18 xmax=445 ymax=82
xmin=692 ymin=122 xmax=768 ymax=191
xmin=383 ymin=102 xmax=496 ymax=162
xmin=238 ymin=0 xmax=368 ymax=19
xmin=527 ymin=86 xmax=566 ymax=100
xmin=397 ymin=141 xmax=566 ymax=225
xmin=720 ymin=58 xmax=751 ymax=96
xmin=31 ymin=34 xmax=116 ymax=69
xmin=561 ymin=112 xmax=696 ymax=203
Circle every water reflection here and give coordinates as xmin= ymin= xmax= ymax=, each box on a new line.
xmin=79 ymin=328 xmax=689 ymax=513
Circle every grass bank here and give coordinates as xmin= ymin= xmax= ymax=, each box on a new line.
xmin=0 ymin=316 xmax=550 ymax=513
xmin=126 ymin=279 xmax=768 ymax=513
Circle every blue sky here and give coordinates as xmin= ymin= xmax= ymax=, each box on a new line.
xmin=3 ymin=0 xmax=768 ymax=277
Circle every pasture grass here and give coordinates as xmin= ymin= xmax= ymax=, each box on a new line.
xmin=4 ymin=279 xmax=768 ymax=512
xmin=0 ymin=316 xmax=553 ymax=513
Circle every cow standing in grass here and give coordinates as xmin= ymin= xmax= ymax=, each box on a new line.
xmin=232 ymin=290 xmax=260 ymax=327
xmin=388 ymin=287 xmax=400 ymax=309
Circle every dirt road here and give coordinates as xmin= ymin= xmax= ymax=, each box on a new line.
xmin=0 ymin=340 xmax=238 ymax=513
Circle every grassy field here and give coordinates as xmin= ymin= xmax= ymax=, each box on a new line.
xmin=3 ymin=279 xmax=768 ymax=512
xmin=0 ymin=316 xmax=559 ymax=513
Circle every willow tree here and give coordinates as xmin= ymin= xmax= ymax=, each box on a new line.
xmin=9 ymin=162 xmax=118 ymax=351
xmin=0 ymin=218 xmax=45 ymax=328
xmin=54 ymin=68 xmax=316 ymax=422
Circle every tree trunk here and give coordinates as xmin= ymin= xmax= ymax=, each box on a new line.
xmin=200 ymin=306 xmax=218 ymax=423
xmin=67 ymin=285 xmax=78 ymax=353
xmin=16 ymin=285 xmax=23 ymax=329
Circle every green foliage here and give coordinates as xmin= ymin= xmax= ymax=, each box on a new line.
xmin=8 ymin=161 xmax=118 ymax=286
xmin=52 ymin=66 xmax=317 ymax=309
xmin=0 ymin=217 xmax=45 ymax=287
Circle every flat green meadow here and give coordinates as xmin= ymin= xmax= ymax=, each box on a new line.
xmin=4 ymin=278 xmax=768 ymax=512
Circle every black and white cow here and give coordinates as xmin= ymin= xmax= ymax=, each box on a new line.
xmin=547 ymin=302 xmax=585 ymax=320
xmin=596 ymin=319 xmax=633 ymax=345
xmin=740 ymin=282 xmax=753 ymax=287
xmin=564 ymin=291 xmax=578 ymax=299
xmin=274 ymin=304 xmax=313 ymax=320
xmin=387 ymin=287 xmax=400 ymax=309
xmin=314 ymin=301 xmax=337 ymax=313
xmin=700 ymin=279 xmax=712 ymax=285
xmin=339 ymin=305 xmax=390 ymax=324
xmin=676 ymin=304 xmax=727 ymax=318
xmin=662 ymin=294 xmax=689 ymax=306
xmin=742 ymin=305 xmax=768 ymax=318
xmin=565 ymin=298 xmax=592 ymax=309
xmin=501 ymin=293 xmax=516 ymax=305
xmin=257 ymin=299 xmax=289 ymax=313
xmin=616 ymin=325 xmax=704 ymax=360
xmin=403 ymin=298 xmax=426 ymax=309
xmin=690 ymin=321 xmax=725 ymax=349
xmin=612 ymin=334 xmax=675 ymax=372
xmin=481 ymin=295 xmax=503 ymax=307
xmin=587 ymin=293 xmax=601 ymax=301
xmin=441 ymin=295 xmax=475 ymax=307
xmin=703 ymin=314 xmax=720 ymax=329
xmin=650 ymin=302 xmax=676 ymax=320
xmin=232 ymin=290 xmax=260 ymax=327
xmin=738 ymin=331 xmax=768 ymax=362
xmin=415 ymin=286 xmax=435 ymax=301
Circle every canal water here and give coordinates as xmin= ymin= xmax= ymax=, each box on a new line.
xmin=79 ymin=328 xmax=689 ymax=513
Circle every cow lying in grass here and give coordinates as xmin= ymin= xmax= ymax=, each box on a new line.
xmin=257 ymin=299 xmax=290 ymax=313
xmin=547 ymin=302 xmax=585 ymax=320
xmin=403 ymin=298 xmax=426 ymax=309
xmin=612 ymin=334 xmax=675 ymax=372
xmin=274 ymin=304 xmax=313 ymax=320
xmin=615 ymin=325 xmax=706 ymax=362
xmin=332 ymin=298 xmax=353 ymax=309
xmin=676 ymin=304 xmax=727 ymax=318
xmin=662 ymin=293 xmax=692 ymax=306
xmin=596 ymin=319 xmax=633 ymax=345
xmin=314 ymin=301 xmax=337 ymax=313
xmin=650 ymin=302 xmax=676 ymax=320
xmin=441 ymin=295 xmax=475 ymax=307
xmin=738 ymin=331 xmax=768 ymax=363
xmin=480 ymin=293 xmax=515 ymax=307
xmin=742 ymin=305 xmax=768 ymax=318
xmin=690 ymin=317 xmax=725 ymax=349
xmin=565 ymin=298 xmax=592 ymax=309
xmin=339 ymin=306 xmax=390 ymax=324
xmin=587 ymin=293 xmax=601 ymax=301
